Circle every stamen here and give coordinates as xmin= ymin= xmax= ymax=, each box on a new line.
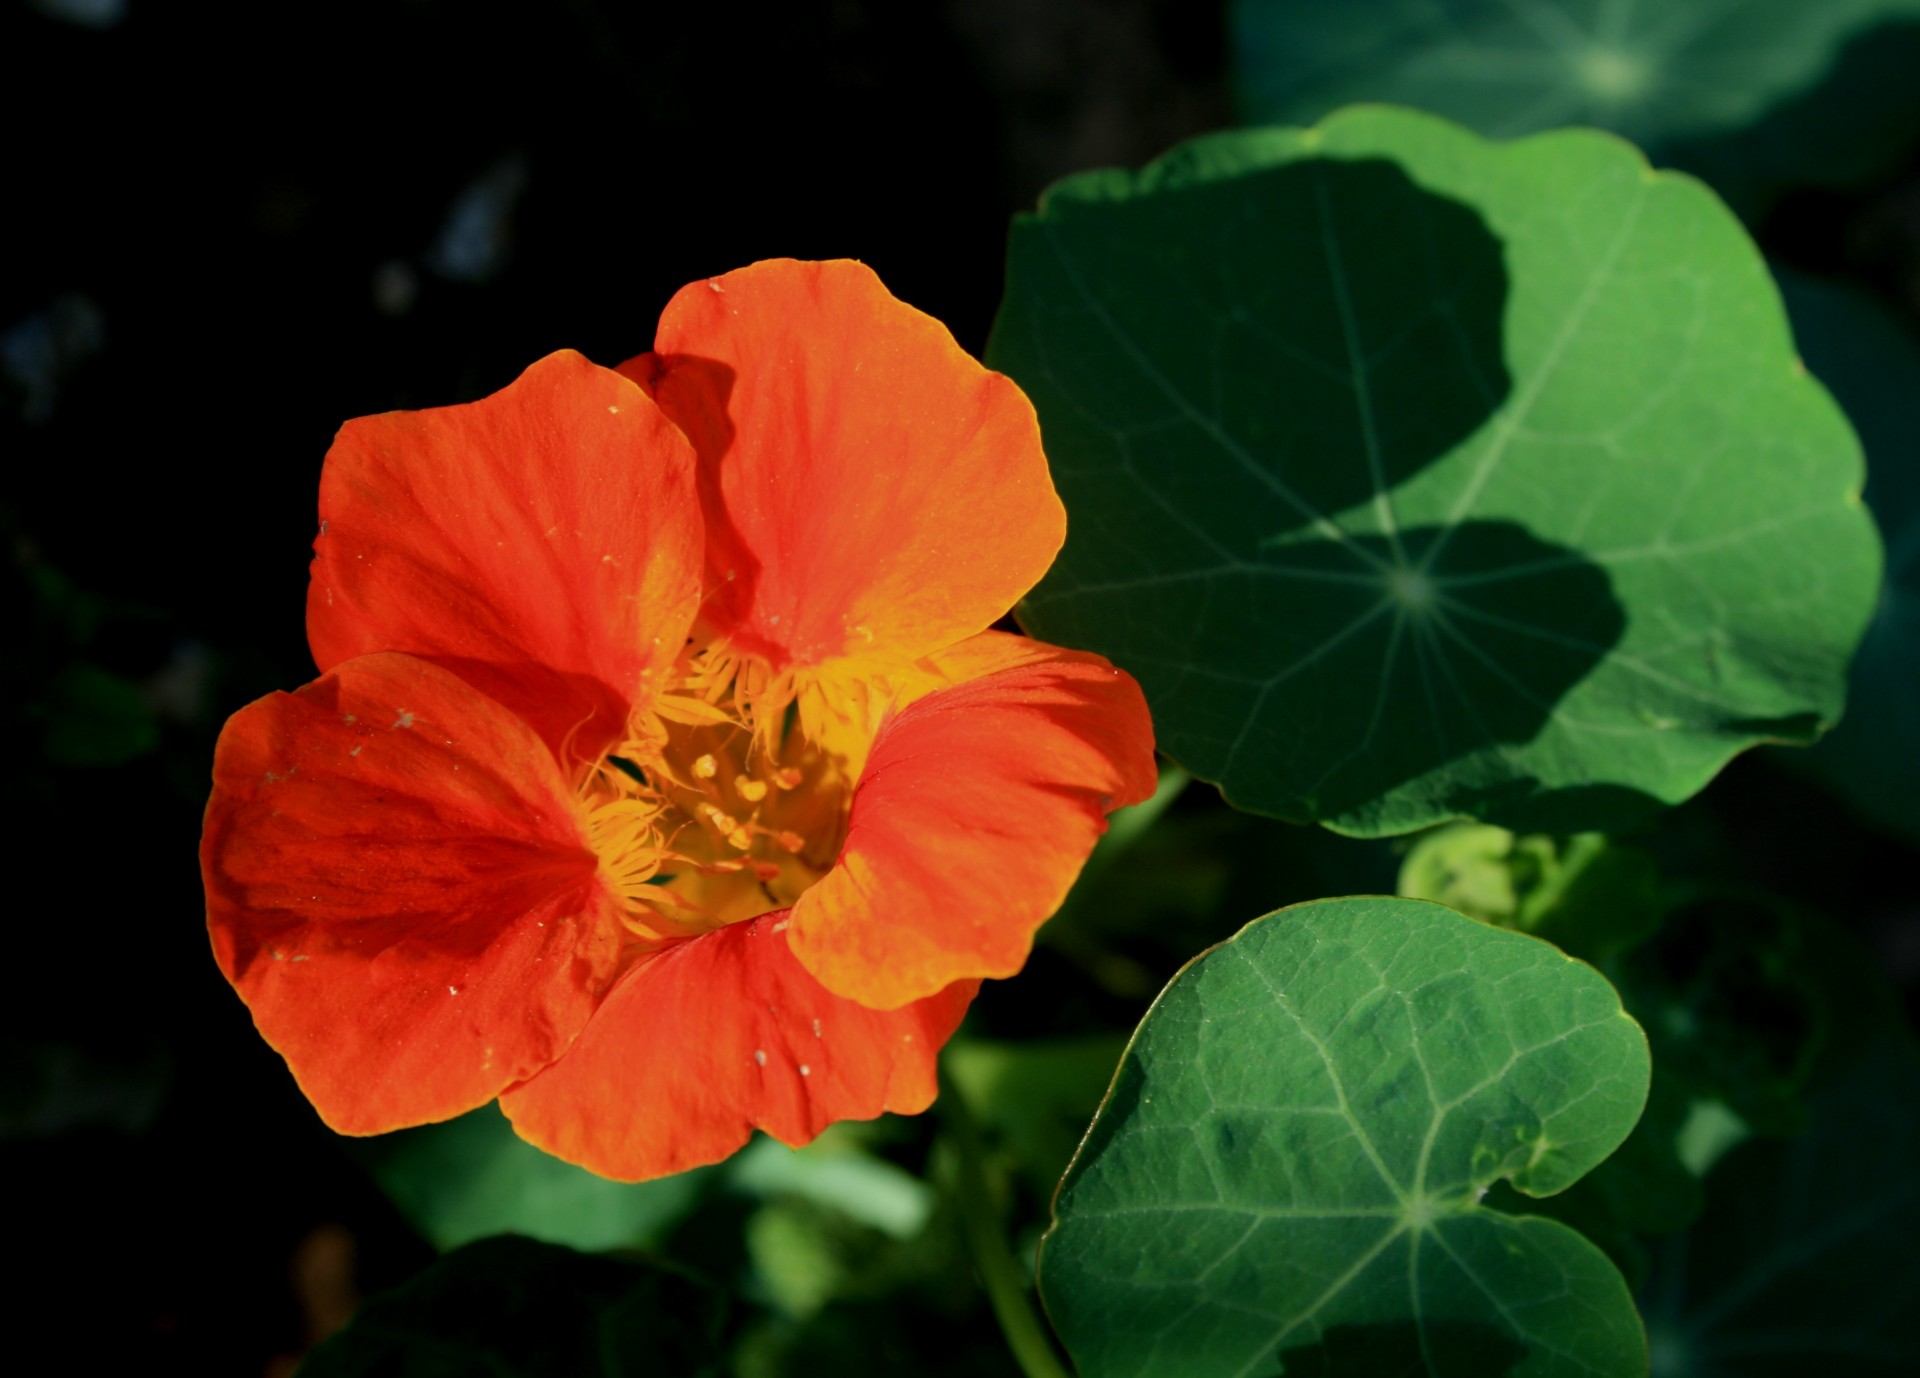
xmin=735 ymin=777 xmax=768 ymax=802
xmin=702 ymin=805 xmax=739 ymax=832
xmin=692 ymin=753 xmax=719 ymax=780
xmin=773 ymin=767 xmax=804 ymax=790
xmin=775 ymin=830 xmax=806 ymax=853
xmin=725 ymin=827 xmax=753 ymax=851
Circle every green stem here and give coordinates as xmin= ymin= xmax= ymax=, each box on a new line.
xmin=940 ymin=1065 xmax=1074 ymax=1378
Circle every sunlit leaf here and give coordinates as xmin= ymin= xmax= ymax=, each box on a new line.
xmin=992 ymin=106 xmax=1878 ymax=835
xmin=1040 ymin=896 xmax=1651 ymax=1378
xmin=299 ymin=1235 xmax=727 ymax=1377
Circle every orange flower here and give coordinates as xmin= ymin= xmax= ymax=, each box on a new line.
xmin=201 ymin=260 xmax=1156 ymax=1180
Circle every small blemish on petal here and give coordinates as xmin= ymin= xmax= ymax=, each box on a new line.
xmin=771 ymin=918 xmax=789 ymax=933
xmin=812 ymin=1019 xmax=823 ymax=1039
xmin=708 ymin=279 xmax=725 ymax=293
xmin=393 ymin=711 xmax=414 ymax=729
xmin=348 ymin=745 xmax=362 ymax=756
xmin=607 ymin=404 xmax=621 ymax=414
xmin=448 ymin=985 xmax=460 ymax=995
xmin=753 ymin=1048 xmax=767 ymax=1067
xmin=799 ymin=1064 xmax=811 ymax=1077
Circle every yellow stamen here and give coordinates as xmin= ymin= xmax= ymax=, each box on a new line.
xmin=692 ymin=753 xmax=719 ymax=779
xmin=773 ymin=767 xmax=803 ymax=790
xmin=736 ymin=777 xmax=768 ymax=802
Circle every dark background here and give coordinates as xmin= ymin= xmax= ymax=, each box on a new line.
xmin=6 ymin=2 xmax=1918 ymax=1372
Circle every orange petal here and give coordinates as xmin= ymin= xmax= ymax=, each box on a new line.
xmin=499 ymin=913 xmax=976 ymax=1181
xmin=626 ymin=259 xmax=1063 ymax=669
xmin=307 ymin=350 xmax=703 ymax=763
xmin=202 ymin=652 xmax=623 ymax=1135
xmin=788 ymin=639 xmax=1157 ymax=1009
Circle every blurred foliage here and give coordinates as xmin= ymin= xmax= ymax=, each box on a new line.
xmin=1400 ymin=823 xmax=1665 ymax=962
xmin=1771 ymin=268 xmax=1920 ymax=843
xmin=353 ymin=1107 xmax=716 ymax=1255
xmin=1639 ymin=923 xmax=1920 ymax=1375
xmin=299 ymin=1236 xmax=730 ymax=1377
xmin=1230 ymin=0 xmax=1920 ymax=216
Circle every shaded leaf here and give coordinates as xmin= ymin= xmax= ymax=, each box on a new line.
xmin=993 ymin=107 xmax=1877 ymax=836
xmin=1040 ymin=896 xmax=1651 ymax=1378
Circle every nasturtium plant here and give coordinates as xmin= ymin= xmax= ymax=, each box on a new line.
xmin=991 ymin=105 xmax=1880 ymax=836
xmin=1230 ymin=0 xmax=1920 ymax=208
xmin=1039 ymin=897 xmax=1652 ymax=1378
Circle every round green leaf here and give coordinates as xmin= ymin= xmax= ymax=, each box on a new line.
xmin=992 ymin=106 xmax=1878 ymax=835
xmin=1230 ymin=0 xmax=1920 ymax=208
xmin=1039 ymin=896 xmax=1651 ymax=1378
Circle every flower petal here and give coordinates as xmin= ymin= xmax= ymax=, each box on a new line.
xmin=307 ymin=350 xmax=703 ymax=763
xmin=202 ymin=652 xmax=623 ymax=1134
xmin=788 ymin=638 xmax=1157 ymax=1009
xmin=628 ymin=259 xmax=1063 ymax=669
xmin=499 ymin=913 xmax=975 ymax=1181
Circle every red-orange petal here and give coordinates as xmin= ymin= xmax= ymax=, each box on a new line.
xmin=202 ymin=652 xmax=623 ymax=1135
xmin=625 ymin=259 xmax=1064 ymax=669
xmin=307 ymin=350 xmax=703 ymax=764
xmin=788 ymin=639 xmax=1157 ymax=1010
xmin=499 ymin=913 xmax=976 ymax=1181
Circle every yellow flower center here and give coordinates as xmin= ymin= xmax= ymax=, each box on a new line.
xmin=577 ymin=644 xmax=865 ymax=945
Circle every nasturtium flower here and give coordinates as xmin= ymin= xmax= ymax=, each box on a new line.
xmin=201 ymin=259 xmax=1156 ymax=1181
